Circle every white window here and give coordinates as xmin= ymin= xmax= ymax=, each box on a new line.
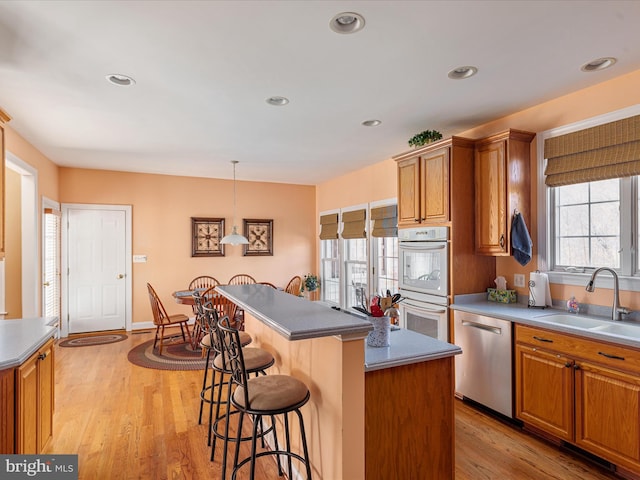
xmin=320 ymin=238 xmax=340 ymax=304
xmin=318 ymin=201 xmax=398 ymax=309
xmin=539 ymin=106 xmax=640 ymax=291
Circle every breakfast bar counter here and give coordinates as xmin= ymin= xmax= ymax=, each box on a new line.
xmin=217 ymin=284 xmax=460 ymax=479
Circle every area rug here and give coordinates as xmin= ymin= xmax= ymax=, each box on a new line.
xmin=127 ymin=339 xmax=205 ymax=371
xmin=59 ymin=333 xmax=128 ymax=347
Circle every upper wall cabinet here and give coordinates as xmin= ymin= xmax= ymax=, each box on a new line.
xmin=474 ymin=129 xmax=535 ymax=256
xmin=0 ymin=108 xmax=11 ymax=259
xmin=394 ymin=137 xmax=474 ymax=228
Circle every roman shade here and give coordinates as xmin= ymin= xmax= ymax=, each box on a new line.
xmin=370 ymin=205 xmax=398 ymax=238
xmin=341 ymin=209 xmax=366 ymax=239
xmin=319 ymin=213 xmax=339 ymax=240
xmin=544 ymin=114 xmax=640 ymax=187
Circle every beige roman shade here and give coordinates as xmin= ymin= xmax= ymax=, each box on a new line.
xmin=544 ymin=114 xmax=640 ymax=187
xmin=319 ymin=213 xmax=339 ymax=240
xmin=341 ymin=209 xmax=366 ymax=239
xmin=370 ymin=205 xmax=398 ymax=238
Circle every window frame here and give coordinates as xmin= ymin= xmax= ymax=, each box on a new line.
xmin=537 ymin=104 xmax=640 ymax=292
xmin=318 ymin=199 xmax=398 ymax=310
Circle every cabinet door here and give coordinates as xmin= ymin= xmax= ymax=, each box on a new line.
xmin=515 ymin=343 xmax=574 ymax=441
xmin=397 ymin=157 xmax=422 ymax=226
xmin=475 ymin=139 xmax=507 ymax=255
xmin=0 ymin=118 xmax=5 ymax=257
xmin=421 ymin=147 xmax=449 ymax=224
xmin=16 ymin=355 xmax=39 ymax=454
xmin=575 ymin=361 xmax=640 ymax=469
xmin=38 ymin=341 xmax=54 ymax=452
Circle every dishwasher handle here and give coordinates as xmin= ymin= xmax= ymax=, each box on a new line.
xmin=461 ymin=320 xmax=502 ymax=335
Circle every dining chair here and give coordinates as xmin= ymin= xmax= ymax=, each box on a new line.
xmin=147 ymin=283 xmax=192 ymax=356
xmin=284 ymin=275 xmax=302 ymax=296
xmin=218 ymin=316 xmax=312 ymax=480
xmin=259 ymin=282 xmax=278 ymax=289
xmin=227 ymin=274 xmax=256 ymax=329
xmin=228 ymin=274 xmax=257 ymax=285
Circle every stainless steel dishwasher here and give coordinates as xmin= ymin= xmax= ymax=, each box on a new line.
xmin=454 ymin=309 xmax=513 ymax=418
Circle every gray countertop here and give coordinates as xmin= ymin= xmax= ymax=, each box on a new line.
xmin=217 ymin=284 xmax=461 ymax=370
xmin=452 ymin=294 xmax=640 ymax=349
xmin=364 ymin=328 xmax=461 ymax=372
xmin=217 ymin=284 xmax=374 ymax=340
xmin=0 ymin=318 xmax=57 ymax=369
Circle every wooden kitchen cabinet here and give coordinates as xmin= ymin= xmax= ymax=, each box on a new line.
xmin=474 ymin=129 xmax=535 ymax=255
xmin=395 ymin=137 xmax=472 ymax=227
xmin=515 ymin=324 xmax=640 ymax=474
xmin=0 ymin=108 xmax=10 ymax=258
xmin=15 ymin=338 xmax=54 ymax=454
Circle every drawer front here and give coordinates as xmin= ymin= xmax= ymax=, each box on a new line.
xmin=516 ymin=324 xmax=640 ymax=374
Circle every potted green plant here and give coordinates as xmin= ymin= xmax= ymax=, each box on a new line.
xmin=301 ymin=274 xmax=319 ymax=293
xmin=408 ymin=129 xmax=442 ymax=148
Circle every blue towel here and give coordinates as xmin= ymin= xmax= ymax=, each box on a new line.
xmin=511 ymin=212 xmax=532 ymax=266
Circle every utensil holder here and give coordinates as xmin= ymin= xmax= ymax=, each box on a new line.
xmin=367 ymin=316 xmax=391 ymax=347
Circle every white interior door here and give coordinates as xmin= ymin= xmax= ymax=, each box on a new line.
xmin=66 ymin=207 xmax=127 ymax=333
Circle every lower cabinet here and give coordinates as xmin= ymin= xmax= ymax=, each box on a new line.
xmin=515 ymin=325 xmax=640 ymax=474
xmin=16 ymin=338 xmax=54 ymax=454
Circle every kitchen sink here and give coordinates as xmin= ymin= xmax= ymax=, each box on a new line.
xmin=534 ymin=314 xmax=608 ymax=329
xmin=534 ymin=313 xmax=640 ymax=339
xmin=589 ymin=323 xmax=640 ymax=337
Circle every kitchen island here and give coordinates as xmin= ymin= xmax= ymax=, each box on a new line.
xmin=218 ymin=284 xmax=461 ymax=480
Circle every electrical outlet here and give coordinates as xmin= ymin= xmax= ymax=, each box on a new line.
xmin=514 ymin=274 xmax=525 ymax=288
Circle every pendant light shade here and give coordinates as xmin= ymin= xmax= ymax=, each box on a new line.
xmin=221 ymin=161 xmax=249 ymax=245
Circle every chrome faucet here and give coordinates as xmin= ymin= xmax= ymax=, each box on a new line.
xmin=585 ymin=267 xmax=631 ymax=321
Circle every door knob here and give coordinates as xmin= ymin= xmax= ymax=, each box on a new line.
xmin=43 ymin=281 xmax=50 ymax=287
xmin=117 ymin=274 xmax=125 ymax=279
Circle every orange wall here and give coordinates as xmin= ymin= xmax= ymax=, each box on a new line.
xmin=5 ymin=168 xmax=21 ymax=318
xmin=58 ymin=168 xmax=316 ymax=325
xmin=317 ymin=68 xmax=640 ymax=311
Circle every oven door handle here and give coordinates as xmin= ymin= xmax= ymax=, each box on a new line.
xmin=400 ymin=243 xmax=447 ymax=251
xmin=403 ymin=301 xmax=447 ymax=314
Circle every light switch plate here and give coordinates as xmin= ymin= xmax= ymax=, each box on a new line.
xmin=514 ymin=274 xmax=525 ymax=288
xmin=133 ymin=255 xmax=147 ymax=263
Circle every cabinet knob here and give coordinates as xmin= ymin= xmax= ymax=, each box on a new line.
xmin=499 ymin=234 xmax=505 ymax=249
xmin=573 ymin=364 xmax=581 ymax=370
xmin=565 ymin=361 xmax=572 ymax=368
xmin=38 ymin=352 xmax=48 ymax=361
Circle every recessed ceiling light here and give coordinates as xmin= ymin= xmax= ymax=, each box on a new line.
xmin=266 ymin=96 xmax=289 ymax=106
xmin=581 ymin=57 xmax=617 ymax=72
xmin=105 ymin=74 xmax=136 ymax=87
xmin=447 ymin=66 xmax=478 ymax=80
xmin=362 ymin=120 xmax=381 ymax=127
xmin=330 ymin=12 xmax=365 ymax=34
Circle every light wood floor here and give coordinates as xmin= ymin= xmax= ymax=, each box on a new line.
xmin=46 ymin=331 xmax=623 ymax=479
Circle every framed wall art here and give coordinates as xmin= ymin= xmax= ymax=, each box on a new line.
xmin=243 ymin=219 xmax=273 ymax=256
xmin=191 ymin=217 xmax=225 ymax=257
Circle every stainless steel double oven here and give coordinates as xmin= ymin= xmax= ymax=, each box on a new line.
xmin=398 ymin=226 xmax=449 ymax=342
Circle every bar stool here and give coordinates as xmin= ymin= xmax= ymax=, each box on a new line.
xmin=193 ymin=290 xmax=252 ymax=445
xmin=205 ymin=309 xmax=275 ymax=479
xmin=218 ymin=316 xmax=313 ymax=480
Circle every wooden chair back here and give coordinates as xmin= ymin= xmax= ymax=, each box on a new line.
xmin=202 ymin=286 xmax=238 ymax=324
xmin=285 ymin=275 xmax=302 ymax=296
xmin=188 ymin=275 xmax=221 ymax=291
xmin=147 ymin=283 xmax=170 ymax=326
xmin=259 ymin=282 xmax=277 ymax=289
xmin=228 ymin=274 xmax=256 ymax=285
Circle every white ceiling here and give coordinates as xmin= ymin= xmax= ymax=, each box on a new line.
xmin=1 ymin=1 xmax=639 ymax=185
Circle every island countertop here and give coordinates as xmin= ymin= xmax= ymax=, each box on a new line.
xmin=217 ymin=284 xmax=374 ymax=340
xmin=0 ymin=318 xmax=57 ymax=369
xmin=218 ymin=284 xmax=461 ymax=371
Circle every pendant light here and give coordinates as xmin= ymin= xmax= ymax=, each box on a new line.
xmin=221 ymin=160 xmax=249 ymax=245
